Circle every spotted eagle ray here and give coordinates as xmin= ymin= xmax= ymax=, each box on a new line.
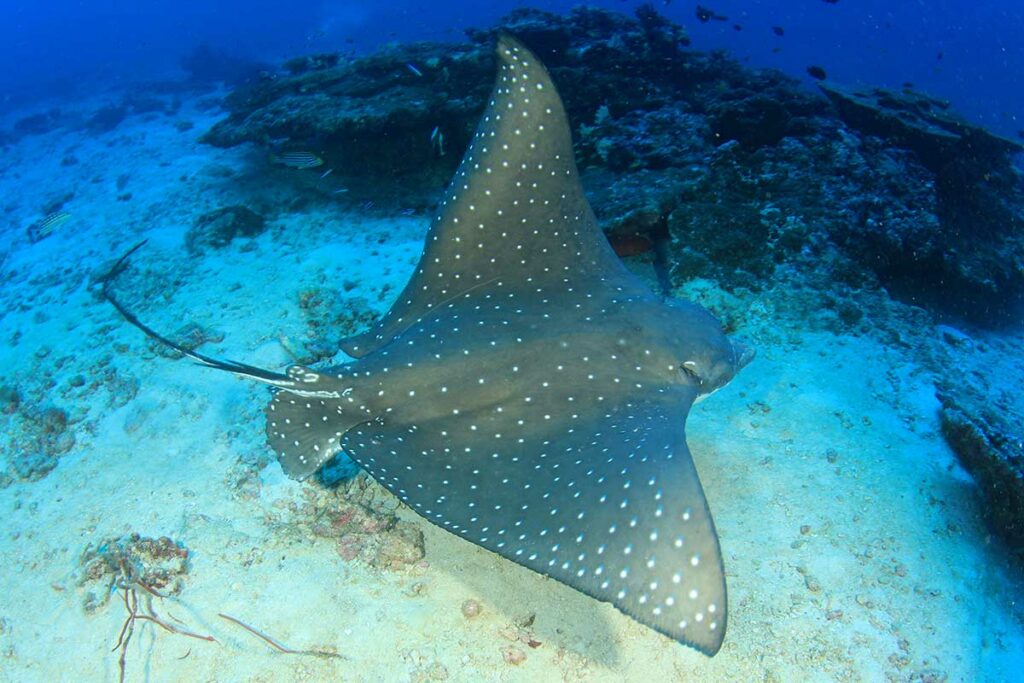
xmin=104 ymin=34 xmax=754 ymax=656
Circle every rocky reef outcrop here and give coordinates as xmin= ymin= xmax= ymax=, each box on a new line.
xmin=820 ymin=83 xmax=1024 ymax=320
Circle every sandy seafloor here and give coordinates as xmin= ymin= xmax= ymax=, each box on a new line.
xmin=1 ymin=85 xmax=1022 ymax=683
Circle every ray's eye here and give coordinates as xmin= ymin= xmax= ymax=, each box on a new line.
xmin=680 ymin=361 xmax=703 ymax=384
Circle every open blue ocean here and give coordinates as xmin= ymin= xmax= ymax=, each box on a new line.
xmin=1 ymin=2 xmax=1022 ymax=681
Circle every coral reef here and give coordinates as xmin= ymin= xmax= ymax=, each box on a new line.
xmin=820 ymin=83 xmax=1024 ymax=317
xmin=818 ymin=83 xmax=1023 ymax=172
xmin=294 ymin=288 xmax=378 ymax=365
xmin=198 ymin=6 xmax=1024 ymax=323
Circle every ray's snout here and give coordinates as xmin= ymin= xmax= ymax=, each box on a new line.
xmin=732 ymin=338 xmax=756 ymax=373
xmin=699 ymin=334 xmax=753 ymax=395
xmin=664 ymin=299 xmax=753 ymax=395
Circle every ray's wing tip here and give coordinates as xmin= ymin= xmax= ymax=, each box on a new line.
xmin=617 ymin=596 xmax=727 ymax=657
xmin=659 ymin=617 xmax=727 ymax=657
xmin=495 ymin=31 xmax=524 ymax=52
xmin=494 ymin=32 xmax=539 ymax=65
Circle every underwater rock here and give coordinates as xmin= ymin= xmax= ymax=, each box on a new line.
xmin=85 ymin=104 xmax=128 ymax=134
xmin=368 ymin=521 xmax=426 ymax=569
xmin=185 ymin=205 xmax=267 ymax=253
xmin=13 ymin=109 xmax=62 ymax=137
xmin=938 ymin=388 xmax=1024 ymax=554
xmin=181 ymin=44 xmax=270 ymax=86
xmin=296 ymin=289 xmax=378 ymax=365
xmin=77 ymin=534 xmax=190 ymax=612
xmin=284 ymin=53 xmax=342 ymax=75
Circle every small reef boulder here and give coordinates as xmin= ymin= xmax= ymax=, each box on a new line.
xmin=938 ymin=389 xmax=1024 ymax=555
xmin=185 ymin=205 xmax=267 ymax=253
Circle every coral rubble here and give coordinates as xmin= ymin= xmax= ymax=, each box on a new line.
xmin=78 ymin=534 xmax=191 ymax=612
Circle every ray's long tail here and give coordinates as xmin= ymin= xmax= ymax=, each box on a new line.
xmin=100 ymin=241 xmax=300 ymax=389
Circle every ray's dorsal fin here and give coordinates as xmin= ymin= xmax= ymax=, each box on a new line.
xmin=342 ymin=34 xmax=644 ymax=358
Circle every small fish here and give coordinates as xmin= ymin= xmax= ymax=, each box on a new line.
xmin=270 ymin=151 xmax=324 ymax=169
xmin=695 ymin=4 xmax=728 ymax=22
xmin=806 ymin=65 xmax=828 ymax=80
xmin=772 ymin=26 xmax=785 ymax=36
xmin=27 ymin=211 xmax=71 ymax=242
xmin=406 ymin=63 xmax=423 ymax=77
xmin=332 ymin=188 xmax=349 ymax=194
xmin=319 ymin=168 xmax=334 ymax=179
xmin=431 ymin=126 xmax=445 ymax=157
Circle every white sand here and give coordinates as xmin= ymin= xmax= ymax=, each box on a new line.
xmin=0 ymin=86 xmax=1021 ymax=683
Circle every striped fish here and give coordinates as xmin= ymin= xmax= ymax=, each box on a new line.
xmin=27 ymin=211 xmax=72 ymax=242
xmin=270 ymin=151 xmax=325 ymax=169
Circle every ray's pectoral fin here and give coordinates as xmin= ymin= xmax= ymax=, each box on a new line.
xmin=264 ymin=371 xmax=375 ymax=480
xmin=340 ymin=394 xmax=727 ymax=655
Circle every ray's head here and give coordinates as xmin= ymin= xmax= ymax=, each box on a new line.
xmin=662 ymin=300 xmax=755 ymax=397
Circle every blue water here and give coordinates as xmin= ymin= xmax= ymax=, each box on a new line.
xmin=2 ymin=0 xmax=1022 ymax=137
